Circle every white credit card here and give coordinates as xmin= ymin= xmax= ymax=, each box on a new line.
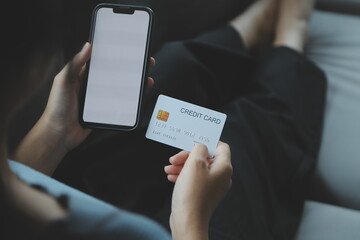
xmin=146 ymin=95 xmax=227 ymax=157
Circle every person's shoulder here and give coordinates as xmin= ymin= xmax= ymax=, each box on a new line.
xmin=8 ymin=160 xmax=171 ymax=240
xmin=64 ymin=191 xmax=171 ymax=240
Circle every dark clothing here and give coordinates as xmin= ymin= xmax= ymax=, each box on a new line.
xmin=54 ymin=26 xmax=327 ymax=240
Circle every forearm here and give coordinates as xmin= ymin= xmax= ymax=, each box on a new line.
xmin=12 ymin=115 xmax=68 ymax=176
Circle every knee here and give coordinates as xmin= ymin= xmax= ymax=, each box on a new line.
xmin=161 ymin=41 xmax=187 ymax=55
xmin=156 ymin=41 xmax=192 ymax=64
xmin=151 ymin=41 xmax=200 ymax=76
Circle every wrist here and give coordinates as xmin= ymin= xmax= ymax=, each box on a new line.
xmin=170 ymin=210 xmax=209 ymax=240
xmin=39 ymin=113 xmax=68 ymax=151
xmin=13 ymin=114 xmax=68 ymax=175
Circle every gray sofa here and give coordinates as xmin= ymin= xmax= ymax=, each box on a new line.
xmin=296 ymin=0 xmax=360 ymax=239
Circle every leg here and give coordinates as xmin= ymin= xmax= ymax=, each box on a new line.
xmin=207 ymin=49 xmax=326 ymax=240
xmin=207 ymin=0 xmax=326 ymax=239
xmin=259 ymin=0 xmax=321 ymax=144
xmin=274 ymin=0 xmax=315 ymax=52
xmin=230 ymin=0 xmax=278 ymax=51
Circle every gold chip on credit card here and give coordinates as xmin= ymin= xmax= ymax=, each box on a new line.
xmin=157 ymin=110 xmax=170 ymax=122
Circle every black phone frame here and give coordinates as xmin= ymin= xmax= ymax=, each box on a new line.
xmin=79 ymin=3 xmax=154 ymax=131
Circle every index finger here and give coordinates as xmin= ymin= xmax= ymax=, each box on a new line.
xmin=169 ymin=151 xmax=189 ymax=166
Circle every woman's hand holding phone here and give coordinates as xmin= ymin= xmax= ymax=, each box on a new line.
xmin=43 ymin=43 xmax=156 ymax=152
xmin=42 ymin=43 xmax=93 ymax=153
xmin=13 ymin=43 xmax=156 ymax=176
xmin=12 ymin=43 xmax=92 ymax=175
xmin=166 ymin=142 xmax=232 ymax=240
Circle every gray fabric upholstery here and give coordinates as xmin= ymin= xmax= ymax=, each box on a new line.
xmin=306 ymin=11 xmax=360 ymax=210
xmin=295 ymin=201 xmax=360 ymax=240
xmin=296 ymin=9 xmax=360 ymax=239
xmin=317 ymin=0 xmax=360 ymax=16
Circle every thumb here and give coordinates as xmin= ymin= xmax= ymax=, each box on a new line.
xmin=69 ymin=42 xmax=92 ymax=77
xmin=184 ymin=144 xmax=209 ymax=171
xmin=210 ymin=142 xmax=232 ymax=177
xmin=60 ymin=43 xmax=91 ymax=82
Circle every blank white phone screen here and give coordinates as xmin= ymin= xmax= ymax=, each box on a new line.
xmin=83 ymin=8 xmax=150 ymax=127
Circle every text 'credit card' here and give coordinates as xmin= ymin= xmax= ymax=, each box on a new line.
xmin=146 ymin=95 xmax=227 ymax=157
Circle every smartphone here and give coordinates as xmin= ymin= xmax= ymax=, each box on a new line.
xmin=80 ymin=4 xmax=154 ymax=131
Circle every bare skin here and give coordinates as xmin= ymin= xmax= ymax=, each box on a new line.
xmin=230 ymin=0 xmax=279 ymax=51
xmin=274 ymin=0 xmax=315 ymax=52
xmin=230 ymin=0 xmax=315 ymax=53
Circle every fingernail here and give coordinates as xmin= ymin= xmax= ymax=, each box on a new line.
xmin=81 ymin=42 xmax=89 ymax=52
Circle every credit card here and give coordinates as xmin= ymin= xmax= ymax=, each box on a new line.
xmin=146 ymin=95 xmax=227 ymax=157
